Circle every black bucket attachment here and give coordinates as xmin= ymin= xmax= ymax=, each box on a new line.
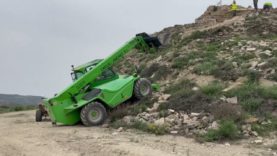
xmin=136 ymin=33 xmax=162 ymax=48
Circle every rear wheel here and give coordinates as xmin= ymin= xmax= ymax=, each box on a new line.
xmin=134 ymin=78 xmax=152 ymax=100
xmin=80 ymin=102 xmax=107 ymax=126
xmin=35 ymin=110 xmax=43 ymax=122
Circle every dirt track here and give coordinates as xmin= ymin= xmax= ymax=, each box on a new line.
xmin=0 ymin=111 xmax=271 ymax=156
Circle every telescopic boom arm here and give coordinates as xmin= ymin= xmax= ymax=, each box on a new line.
xmin=51 ymin=33 xmax=161 ymax=101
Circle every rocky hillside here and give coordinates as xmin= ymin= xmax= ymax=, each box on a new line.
xmin=112 ymin=6 xmax=277 ymax=143
xmin=0 ymin=94 xmax=42 ymax=106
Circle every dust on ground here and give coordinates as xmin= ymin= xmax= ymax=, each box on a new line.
xmin=0 ymin=110 xmax=272 ymax=156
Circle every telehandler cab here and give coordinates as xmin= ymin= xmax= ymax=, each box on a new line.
xmin=41 ymin=33 xmax=161 ymax=126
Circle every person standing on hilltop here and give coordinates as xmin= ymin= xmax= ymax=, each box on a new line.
xmin=253 ymin=0 xmax=259 ymax=12
xmin=231 ymin=0 xmax=238 ymax=17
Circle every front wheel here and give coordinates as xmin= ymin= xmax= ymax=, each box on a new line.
xmin=80 ymin=102 xmax=107 ymax=126
xmin=134 ymin=78 xmax=152 ymax=100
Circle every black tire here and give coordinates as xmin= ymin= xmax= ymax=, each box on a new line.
xmin=80 ymin=102 xmax=107 ymax=126
xmin=35 ymin=110 xmax=43 ymax=122
xmin=134 ymin=78 xmax=152 ymax=100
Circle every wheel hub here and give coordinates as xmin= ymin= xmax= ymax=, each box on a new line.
xmin=89 ymin=110 xmax=100 ymax=121
xmin=140 ymin=83 xmax=150 ymax=96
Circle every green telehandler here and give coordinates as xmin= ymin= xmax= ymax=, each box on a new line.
xmin=40 ymin=33 xmax=161 ymax=126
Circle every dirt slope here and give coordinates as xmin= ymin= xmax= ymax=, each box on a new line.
xmin=0 ymin=111 xmax=271 ymax=156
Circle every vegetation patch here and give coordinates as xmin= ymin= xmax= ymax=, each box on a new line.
xmin=140 ymin=63 xmax=172 ymax=81
xmin=193 ymin=61 xmax=218 ymax=75
xmin=110 ymin=98 xmax=155 ymax=122
xmin=268 ymin=73 xmax=277 ymax=82
xmin=165 ymin=79 xmax=195 ymax=94
xmin=211 ymin=103 xmax=245 ymax=121
xmin=251 ymin=116 xmax=277 ymax=136
xmin=201 ymin=120 xmax=240 ymax=142
xmin=177 ymin=31 xmax=209 ymax=47
xmin=245 ymin=70 xmax=261 ymax=84
xmin=225 ymin=83 xmax=277 ymax=114
xmin=200 ymin=42 xmax=222 ymax=52
xmin=213 ymin=61 xmax=239 ymax=81
xmin=171 ymin=52 xmax=198 ymax=69
xmin=232 ymin=52 xmax=256 ymax=64
xmin=159 ymin=92 xmax=212 ymax=112
xmin=240 ymin=98 xmax=263 ymax=113
xmin=201 ymin=81 xmax=224 ymax=98
xmin=0 ymin=105 xmax=36 ymax=114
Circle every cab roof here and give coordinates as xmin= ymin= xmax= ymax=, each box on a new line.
xmin=73 ymin=59 xmax=103 ymax=71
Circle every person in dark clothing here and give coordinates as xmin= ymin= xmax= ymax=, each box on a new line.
xmin=253 ymin=0 xmax=258 ymax=11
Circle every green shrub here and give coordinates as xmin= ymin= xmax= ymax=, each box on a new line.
xmin=203 ymin=120 xmax=239 ymax=142
xmin=140 ymin=63 xmax=159 ymax=78
xmin=161 ymin=91 xmax=212 ymax=112
xmin=171 ymin=52 xmax=199 ymax=69
xmin=179 ymin=31 xmax=208 ymax=46
xmin=193 ymin=62 xmax=218 ymax=75
xmin=213 ymin=61 xmax=239 ymax=81
xmin=140 ymin=63 xmax=172 ymax=81
xmin=261 ymin=86 xmax=277 ymax=100
xmin=165 ymin=79 xmax=195 ymax=94
xmin=268 ymin=73 xmax=277 ymax=82
xmin=128 ymin=98 xmax=154 ymax=116
xmin=172 ymin=57 xmax=187 ymax=69
xmin=0 ymin=106 xmax=11 ymax=114
xmin=245 ymin=70 xmax=261 ymax=84
xmin=157 ymin=103 xmax=168 ymax=111
xmin=146 ymin=123 xmax=169 ymax=135
xmin=240 ymin=98 xmax=263 ymax=112
xmin=130 ymin=121 xmax=168 ymax=135
xmin=237 ymin=53 xmax=256 ymax=62
xmin=190 ymin=31 xmax=209 ymax=39
xmin=13 ymin=106 xmax=24 ymax=111
xmin=131 ymin=121 xmax=149 ymax=131
xmin=225 ymin=84 xmax=262 ymax=102
xmin=251 ymin=117 xmax=277 ymax=136
xmin=225 ymin=84 xmax=263 ymax=112
xmin=225 ymin=83 xmax=277 ymax=113
xmin=159 ymin=110 xmax=169 ymax=118
xmin=211 ymin=103 xmax=245 ymax=121
xmin=152 ymin=65 xmax=172 ymax=81
xmin=200 ymin=50 xmax=217 ymax=61
xmin=202 ymin=42 xmax=222 ymax=52
xmin=201 ymin=81 xmax=224 ymax=97
xmin=163 ymin=79 xmax=213 ymax=112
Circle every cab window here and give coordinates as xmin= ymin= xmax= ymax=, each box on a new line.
xmin=71 ymin=72 xmax=84 ymax=81
xmin=96 ymin=69 xmax=116 ymax=81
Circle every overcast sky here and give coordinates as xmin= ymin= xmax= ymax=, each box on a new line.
xmin=0 ymin=0 xmax=276 ymax=97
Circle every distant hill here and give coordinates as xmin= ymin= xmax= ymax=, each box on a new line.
xmin=0 ymin=94 xmax=43 ymax=106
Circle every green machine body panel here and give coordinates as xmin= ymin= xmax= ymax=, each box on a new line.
xmin=44 ymin=33 xmax=161 ymax=125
